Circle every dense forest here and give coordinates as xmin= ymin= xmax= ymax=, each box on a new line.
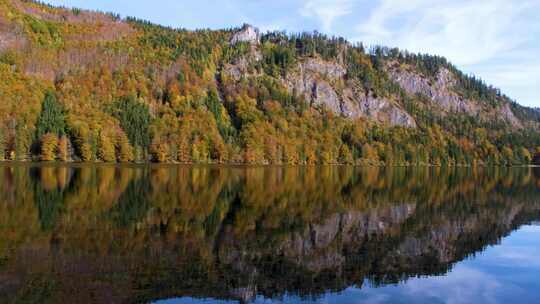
xmin=1 ymin=0 xmax=539 ymax=165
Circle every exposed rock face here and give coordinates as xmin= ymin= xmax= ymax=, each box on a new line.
xmin=285 ymin=58 xmax=416 ymax=127
xmin=222 ymin=55 xmax=260 ymax=81
xmin=223 ymin=55 xmax=416 ymax=127
xmin=388 ymin=64 xmax=524 ymax=127
xmin=499 ymin=102 xmax=522 ymax=128
xmin=301 ymin=59 xmax=347 ymax=79
xmin=285 ymin=63 xmax=342 ymax=113
xmin=230 ymin=24 xmax=260 ymax=45
xmin=342 ymin=87 xmax=417 ymax=127
xmin=388 ymin=65 xmax=478 ymax=114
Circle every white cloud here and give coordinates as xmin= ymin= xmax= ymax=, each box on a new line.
xmin=403 ymin=266 xmax=506 ymax=304
xmin=300 ymin=0 xmax=354 ymax=33
xmin=356 ymin=0 xmax=536 ymax=65
xmin=353 ymin=0 xmax=540 ymax=106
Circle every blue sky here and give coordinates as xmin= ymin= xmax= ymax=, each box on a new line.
xmin=43 ymin=0 xmax=540 ymax=108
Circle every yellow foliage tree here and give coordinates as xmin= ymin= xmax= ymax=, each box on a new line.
xmin=40 ymin=133 xmax=58 ymax=161
xmin=150 ymin=139 xmax=169 ymax=162
xmin=116 ymin=131 xmax=134 ymax=162
xmin=501 ymin=146 xmax=514 ymax=165
xmin=362 ymin=143 xmax=379 ymax=165
xmin=97 ymin=132 xmax=116 ymax=162
xmin=518 ymin=147 xmax=531 ymax=164
xmin=339 ymin=144 xmax=353 ymax=165
xmin=177 ymin=136 xmax=191 ymax=163
xmin=57 ymin=135 xmax=69 ymax=161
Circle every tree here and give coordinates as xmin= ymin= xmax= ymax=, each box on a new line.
xmin=339 ymin=144 xmax=353 ymax=164
xmin=97 ymin=132 xmax=116 ymax=162
xmin=0 ymin=128 xmax=5 ymax=161
xmin=116 ymin=131 xmax=134 ymax=162
xmin=40 ymin=133 xmax=58 ymax=161
xmin=150 ymin=138 xmax=170 ymax=162
xmin=15 ymin=122 xmax=32 ymax=161
xmin=57 ymin=135 xmax=69 ymax=161
xmin=517 ymin=147 xmax=531 ymax=164
xmin=70 ymin=122 xmax=94 ymax=161
xmin=110 ymin=96 xmax=152 ymax=153
xmin=501 ymin=146 xmax=514 ymax=165
xmin=36 ymin=92 xmax=66 ymax=139
xmin=361 ymin=143 xmax=379 ymax=164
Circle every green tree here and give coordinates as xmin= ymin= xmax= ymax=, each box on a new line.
xmin=111 ymin=96 xmax=152 ymax=153
xmin=35 ymin=91 xmax=66 ymax=139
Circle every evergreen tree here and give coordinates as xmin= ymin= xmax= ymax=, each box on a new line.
xmin=111 ymin=96 xmax=152 ymax=153
xmin=36 ymin=91 xmax=66 ymax=139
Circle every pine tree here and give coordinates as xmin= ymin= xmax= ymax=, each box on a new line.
xmin=111 ymin=96 xmax=152 ymax=153
xmin=36 ymin=92 xmax=66 ymax=139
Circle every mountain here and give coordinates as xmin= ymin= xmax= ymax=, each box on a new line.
xmin=0 ymin=0 xmax=539 ymax=165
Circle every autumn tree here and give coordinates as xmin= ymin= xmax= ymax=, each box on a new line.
xmin=517 ymin=147 xmax=532 ymax=164
xmin=70 ymin=123 xmax=94 ymax=162
xmin=57 ymin=135 xmax=69 ymax=161
xmin=97 ymin=132 xmax=116 ymax=162
xmin=0 ymin=129 xmax=5 ymax=161
xmin=339 ymin=144 xmax=353 ymax=164
xmin=116 ymin=131 xmax=134 ymax=162
xmin=40 ymin=133 xmax=58 ymax=161
xmin=361 ymin=143 xmax=379 ymax=164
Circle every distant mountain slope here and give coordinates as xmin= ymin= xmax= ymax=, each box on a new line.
xmin=0 ymin=0 xmax=539 ymax=165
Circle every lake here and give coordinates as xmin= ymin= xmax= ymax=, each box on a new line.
xmin=1 ymin=164 xmax=539 ymax=304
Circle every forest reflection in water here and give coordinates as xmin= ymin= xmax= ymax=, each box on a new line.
xmin=0 ymin=164 xmax=540 ymax=303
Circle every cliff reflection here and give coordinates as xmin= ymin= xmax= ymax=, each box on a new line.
xmin=0 ymin=164 xmax=539 ymax=303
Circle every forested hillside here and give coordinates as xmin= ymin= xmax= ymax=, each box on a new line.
xmin=1 ymin=0 xmax=539 ymax=165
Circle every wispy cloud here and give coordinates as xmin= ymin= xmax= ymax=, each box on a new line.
xmin=356 ymin=0 xmax=536 ymax=65
xmin=353 ymin=0 xmax=540 ymax=106
xmin=403 ymin=266 xmax=506 ymax=304
xmin=300 ymin=0 xmax=354 ymax=33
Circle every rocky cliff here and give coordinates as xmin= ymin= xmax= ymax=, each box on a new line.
xmin=285 ymin=58 xmax=416 ymax=127
xmin=223 ymin=25 xmax=530 ymax=130
xmin=387 ymin=62 xmax=522 ymax=127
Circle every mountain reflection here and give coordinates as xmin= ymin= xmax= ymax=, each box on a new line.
xmin=0 ymin=164 xmax=539 ymax=303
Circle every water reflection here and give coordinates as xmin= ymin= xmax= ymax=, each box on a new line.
xmin=0 ymin=164 xmax=539 ymax=303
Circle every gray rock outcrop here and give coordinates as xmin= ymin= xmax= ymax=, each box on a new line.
xmin=388 ymin=63 xmax=523 ymax=127
xmin=230 ymin=24 xmax=260 ymax=45
xmin=285 ymin=58 xmax=416 ymax=127
xmin=388 ymin=65 xmax=478 ymax=114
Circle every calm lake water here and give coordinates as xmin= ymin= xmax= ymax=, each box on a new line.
xmin=1 ymin=164 xmax=539 ymax=304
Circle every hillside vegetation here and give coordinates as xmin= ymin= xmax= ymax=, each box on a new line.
xmin=1 ymin=0 xmax=539 ymax=165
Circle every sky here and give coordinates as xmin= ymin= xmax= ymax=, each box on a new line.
xmin=42 ymin=0 xmax=540 ymax=108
